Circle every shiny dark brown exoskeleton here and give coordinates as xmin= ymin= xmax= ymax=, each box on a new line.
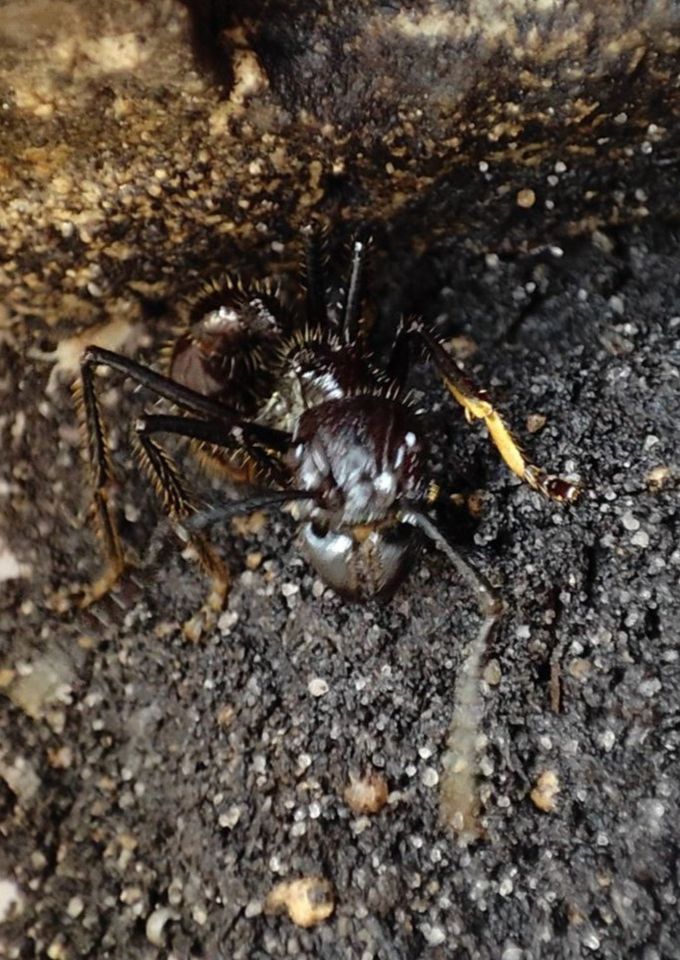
xmin=75 ymin=229 xmax=579 ymax=637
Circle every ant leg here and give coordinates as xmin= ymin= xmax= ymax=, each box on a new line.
xmin=133 ymin=416 xmax=231 ymax=640
xmin=342 ymin=237 xmax=368 ymax=344
xmin=76 ymin=346 xmax=291 ymax=609
xmin=302 ymin=223 xmax=329 ymax=329
xmin=74 ymin=357 xmax=128 ymax=606
xmin=82 ymin=346 xmax=291 ymax=450
xmin=400 ymin=508 xmax=502 ymax=840
xmin=412 ymin=325 xmax=580 ymax=503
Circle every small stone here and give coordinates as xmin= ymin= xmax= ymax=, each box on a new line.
xmin=0 ymin=879 xmax=24 ymax=922
xmin=308 ymin=677 xmax=329 ymax=697
xmin=47 ymin=940 xmax=67 ymax=960
xmin=608 ymin=295 xmax=625 ymax=315
xmin=192 ymin=905 xmax=208 ymax=926
xmin=312 ymin=578 xmax=326 ymax=598
xmin=499 ymin=877 xmax=514 ymax=897
xmin=246 ymin=551 xmax=263 ymax=570
xmin=218 ymin=805 xmax=242 ymax=829
xmin=516 ymin=188 xmax=536 ymax=208
xmin=344 ymin=771 xmax=389 ymax=815
xmin=7 ymin=655 xmax=73 ymax=719
xmin=216 ymin=704 xmax=235 ymax=728
xmin=146 ymin=907 xmax=177 ymax=946
xmin=167 ymin=880 xmax=183 ymax=906
xmin=67 ymin=896 xmax=84 ymax=918
xmin=245 ymin=899 xmax=263 ymax=918
xmin=646 ymin=466 xmax=670 ymax=491
xmin=217 ymin=610 xmax=239 ymax=634
xmin=447 ymin=335 xmax=478 ymax=360
xmin=265 ymin=877 xmax=334 ymax=928
xmin=281 ymin=582 xmax=299 ymax=597
xmin=530 ymin=770 xmax=559 ymax=813
xmin=502 ymin=947 xmax=523 ymax=960
xmin=638 ymin=677 xmax=662 ymax=697
xmin=421 ymin=924 xmax=446 ymax=946
xmin=631 ymin=530 xmax=650 ymax=549
xmin=568 ymin=658 xmax=591 ymax=680
xmin=483 ymin=659 xmax=502 ymax=685
xmin=621 ymin=510 xmax=640 ymax=532
xmin=526 ymin=413 xmax=547 ymax=434
xmin=0 ymin=755 xmax=40 ymax=805
xmin=47 ymin=745 xmax=73 ymax=769
xmin=231 ymin=510 xmax=266 ymax=536
xmin=583 ymin=932 xmax=601 ymax=950
xmin=421 ymin=767 xmax=439 ymax=788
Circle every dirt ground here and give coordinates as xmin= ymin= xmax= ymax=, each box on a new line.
xmin=1 ymin=2 xmax=680 ymax=959
xmin=2 ymin=219 xmax=679 ymax=959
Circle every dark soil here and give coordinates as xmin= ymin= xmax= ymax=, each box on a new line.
xmin=2 ymin=219 xmax=679 ymax=958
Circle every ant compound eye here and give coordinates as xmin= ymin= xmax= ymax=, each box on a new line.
xmin=311 ymin=519 xmax=329 ymax=538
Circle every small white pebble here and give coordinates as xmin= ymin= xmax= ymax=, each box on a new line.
xmin=621 ymin=511 xmax=640 ymax=532
xmin=67 ymin=895 xmax=84 ymax=918
xmin=502 ymin=949 xmax=523 ymax=960
xmin=192 ymin=905 xmax=208 ymax=926
xmin=308 ymin=677 xmax=329 ymax=697
xmin=245 ymin=899 xmax=263 ymax=918
xmin=418 ymin=746 xmax=433 ymax=760
xmin=638 ymin=677 xmax=661 ymax=697
xmin=282 ymin=582 xmax=299 ymax=597
xmin=583 ymin=931 xmax=601 ymax=950
xmin=631 ymin=530 xmax=650 ymax=549
xmin=218 ymin=805 xmax=242 ymax=829
xmin=252 ymin=754 xmax=267 ymax=774
xmin=499 ymin=877 xmax=514 ymax=897
xmin=145 ymin=907 xmax=176 ymax=946
xmin=609 ymin=295 xmax=625 ymax=315
xmin=421 ymin=924 xmax=446 ymax=946
xmin=218 ymin=610 xmax=239 ymax=633
xmin=421 ymin=767 xmax=439 ymax=788
xmin=0 ymin=879 xmax=24 ymax=922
